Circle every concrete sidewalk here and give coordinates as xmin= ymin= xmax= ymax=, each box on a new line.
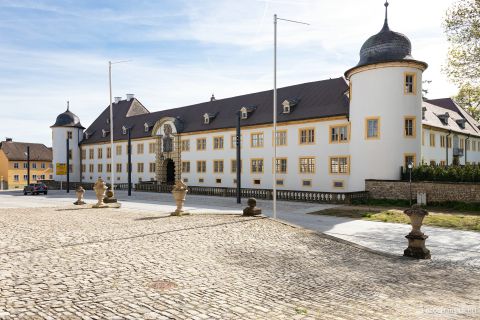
xmin=1 ymin=190 xmax=479 ymax=267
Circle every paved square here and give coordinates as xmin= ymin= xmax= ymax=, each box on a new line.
xmin=0 ymin=206 xmax=479 ymax=319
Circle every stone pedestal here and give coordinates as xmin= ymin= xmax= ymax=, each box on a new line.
xmin=243 ymin=198 xmax=262 ymax=216
xmin=104 ymin=188 xmax=118 ymax=203
xmin=403 ymin=205 xmax=431 ymax=259
xmin=93 ymin=178 xmax=108 ymax=208
xmin=171 ymin=180 xmax=189 ymax=216
xmin=74 ymin=186 xmax=86 ymax=205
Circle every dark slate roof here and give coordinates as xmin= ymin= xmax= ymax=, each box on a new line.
xmin=81 ymin=77 xmax=349 ymax=145
xmin=426 ymin=98 xmax=480 ymax=136
xmin=0 ymin=141 xmax=53 ymax=161
xmin=51 ymin=108 xmax=85 ymax=129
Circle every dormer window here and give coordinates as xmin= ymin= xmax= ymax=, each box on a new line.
xmin=203 ymin=113 xmax=217 ymax=125
xmin=144 ymin=123 xmax=150 ymax=132
xmin=241 ymin=108 xmax=248 ymax=119
xmin=422 ymin=107 xmax=427 ymax=120
xmin=85 ymin=132 xmax=90 ymax=140
xmin=456 ymin=119 xmax=467 ymax=129
xmin=282 ymin=99 xmax=298 ymax=114
xmin=106 ymin=118 xmax=110 ymax=124
xmin=437 ymin=112 xmax=450 ymax=126
xmin=102 ymin=129 xmax=109 ymax=138
xmin=122 ymin=126 xmax=127 ymax=135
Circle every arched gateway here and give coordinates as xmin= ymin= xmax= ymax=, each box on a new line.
xmin=152 ymin=117 xmax=182 ymax=184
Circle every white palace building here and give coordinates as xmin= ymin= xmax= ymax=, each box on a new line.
xmin=51 ymin=3 xmax=480 ymax=193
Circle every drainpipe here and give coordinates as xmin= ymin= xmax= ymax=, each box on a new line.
xmin=465 ymin=134 xmax=470 ymax=165
xmin=446 ymin=130 xmax=451 ymax=167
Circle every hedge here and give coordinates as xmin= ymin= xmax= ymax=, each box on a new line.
xmin=404 ymin=164 xmax=480 ymax=182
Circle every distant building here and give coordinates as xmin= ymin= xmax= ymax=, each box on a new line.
xmin=0 ymin=138 xmax=53 ymax=189
xmin=51 ymin=2 xmax=480 ymax=192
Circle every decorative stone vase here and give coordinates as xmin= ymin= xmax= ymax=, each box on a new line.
xmin=74 ymin=186 xmax=86 ymax=205
xmin=171 ymin=180 xmax=189 ymax=216
xmin=403 ymin=205 xmax=431 ymax=259
xmin=243 ymin=198 xmax=262 ymax=216
xmin=93 ymin=178 xmax=108 ymax=208
xmin=103 ymin=187 xmax=118 ymax=204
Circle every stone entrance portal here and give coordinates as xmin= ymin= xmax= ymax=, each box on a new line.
xmin=152 ymin=117 xmax=182 ymax=185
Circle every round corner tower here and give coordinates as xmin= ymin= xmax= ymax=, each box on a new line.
xmin=50 ymin=103 xmax=85 ymax=182
xmin=345 ymin=1 xmax=428 ymax=191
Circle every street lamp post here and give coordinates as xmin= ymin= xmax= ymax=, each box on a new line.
xmin=408 ymin=162 xmax=413 ymax=206
xmin=127 ymin=127 xmax=132 ymax=196
xmin=273 ymin=14 xmax=309 ymax=219
xmin=236 ymin=111 xmax=241 ymax=204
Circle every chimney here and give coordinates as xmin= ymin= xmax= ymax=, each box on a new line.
xmin=114 ymin=97 xmax=122 ymax=103
xmin=5 ymin=138 xmax=12 ymax=142
xmin=210 ymin=94 xmax=216 ymax=102
xmin=126 ymin=93 xmax=135 ymax=101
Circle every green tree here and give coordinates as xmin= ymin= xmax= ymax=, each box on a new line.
xmin=454 ymin=83 xmax=480 ymax=120
xmin=444 ymin=0 xmax=480 ymax=85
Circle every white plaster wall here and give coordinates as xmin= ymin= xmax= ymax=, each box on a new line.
xmin=180 ymin=119 xmax=352 ymax=192
xmin=349 ymin=65 xmax=424 ymax=191
xmin=52 ymin=127 xmax=83 ymax=182
xmin=421 ymin=127 xmax=480 ymax=165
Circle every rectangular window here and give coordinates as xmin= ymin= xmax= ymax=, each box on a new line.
xmin=440 ymin=160 xmax=446 ymax=166
xmin=149 ymin=162 xmax=156 ymax=173
xmin=302 ymin=180 xmax=312 ymax=187
xmin=97 ymin=148 xmax=103 ymax=159
xmin=333 ymin=180 xmax=344 ymax=188
xmin=299 ymin=157 xmax=315 ymax=174
xmin=67 ymin=131 xmax=72 ymax=139
xmin=197 ymin=161 xmax=206 ymax=173
xmin=231 ymin=160 xmax=242 ymax=173
xmin=81 ymin=164 xmax=86 ymax=173
xmin=23 ymin=174 xmax=28 ymax=181
xmin=98 ymin=164 xmax=103 ymax=173
xmin=447 ymin=136 xmax=452 ymax=148
xmin=213 ymin=136 xmax=224 ymax=149
xmin=473 ymin=140 xmax=477 ymax=151
xmin=275 ymin=158 xmax=287 ymax=174
xmin=430 ymin=160 xmax=436 ymax=166
xmin=404 ymin=117 xmax=416 ymax=137
xmin=251 ymin=159 xmax=264 ymax=173
xmin=41 ymin=162 xmax=46 ymax=169
xmin=460 ymin=138 xmax=465 ymax=149
xmin=137 ymin=143 xmax=144 ymax=154
xmin=181 ymin=140 xmax=190 ymax=151
xmin=89 ymin=148 xmax=94 ymax=159
xmin=182 ymin=161 xmax=191 ymax=173
xmin=81 ymin=149 xmax=86 ymax=160
xmin=365 ymin=117 xmax=380 ymax=139
xmin=330 ymin=156 xmax=350 ymax=174
xmin=404 ymin=154 xmax=416 ymax=168
xmin=430 ymin=133 xmax=435 ymax=147
xmin=33 ymin=174 xmax=38 ymax=181
xmin=199 ymin=178 xmax=204 ymax=183
xmin=251 ymin=133 xmax=264 ymax=148
xmin=275 ymin=130 xmax=287 ymax=146
xmin=213 ymin=160 xmax=224 ymax=173
xmin=231 ymin=135 xmax=242 ymax=148
xmin=197 ymin=138 xmax=206 ymax=151
xmin=216 ymin=178 xmax=222 ymax=184
xmin=149 ymin=142 xmax=156 ymax=154
xmin=13 ymin=162 xmax=19 ymax=169
xmin=13 ymin=175 xmax=19 ymax=181
xmin=253 ymin=179 xmax=261 ymax=185
xmin=299 ymin=128 xmax=315 ymax=144
xmin=440 ymin=135 xmax=446 ymax=148
xmin=137 ymin=163 xmax=144 ymax=173
xmin=68 ymin=150 xmax=72 ymax=160
xmin=116 ymin=163 xmax=122 ymax=173
xmin=116 ymin=145 xmax=122 ymax=155
xmin=107 ymin=163 xmax=112 ymax=173
xmin=330 ymin=125 xmax=349 ymax=143
xmin=23 ymin=162 xmax=28 ymax=169
xmin=276 ymin=179 xmax=284 ymax=186
xmin=107 ymin=147 xmax=111 ymax=159
xmin=404 ymin=73 xmax=416 ymax=94
xmin=31 ymin=163 xmax=37 ymax=169
xmin=89 ymin=164 xmax=94 ymax=173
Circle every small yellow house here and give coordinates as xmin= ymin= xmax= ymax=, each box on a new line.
xmin=0 ymin=138 xmax=53 ymax=189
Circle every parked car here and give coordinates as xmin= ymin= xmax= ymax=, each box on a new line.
xmin=23 ymin=183 xmax=48 ymax=195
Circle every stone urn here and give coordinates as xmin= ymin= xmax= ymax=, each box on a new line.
xmin=74 ymin=186 xmax=86 ymax=205
xmin=93 ymin=178 xmax=108 ymax=208
xmin=243 ymin=198 xmax=262 ymax=216
xmin=171 ymin=180 xmax=189 ymax=216
xmin=103 ymin=187 xmax=118 ymax=204
xmin=403 ymin=205 xmax=431 ymax=259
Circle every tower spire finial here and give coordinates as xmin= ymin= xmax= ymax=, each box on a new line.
xmin=67 ymin=100 xmax=70 ymax=111
xmin=383 ymin=1 xmax=390 ymax=30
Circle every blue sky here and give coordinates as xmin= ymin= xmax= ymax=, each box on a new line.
xmin=0 ymin=0 xmax=458 ymax=146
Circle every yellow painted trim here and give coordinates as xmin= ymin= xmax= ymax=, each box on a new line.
xmin=250 ymin=158 xmax=264 ymax=174
xmin=180 ymin=139 xmax=190 ymax=152
xmin=345 ymin=61 xmax=427 ymax=79
xmin=250 ymin=132 xmax=264 ymax=148
xmin=365 ymin=117 xmax=381 ymax=140
xmin=196 ymin=138 xmax=207 ymax=151
xmin=196 ymin=160 xmax=206 ymax=173
xmin=230 ymin=158 xmax=242 ymax=173
xmin=404 ymin=72 xmax=417 ymax=95
xmin=329 ymin=123 xmax=350 ymax=144
xmin=298 ymin=127 xmax=316 ymax=145
xmin=181 ymin=161 xmax=191 ymax=173
xmin=404 ymin=116 xmax=416 ymax=138
xmin=272 ymin=130 xmax=288 ymax=146
xmin=328 ymin=155 xmax=351 ymax=175
xmin=273 ymin=157 xmax=288 ymax=174
xmin=429 ymin=133 xmax=436 ymax=147
xmin=404 ymin=153 xmax=417 ymax=167
xmin=213 ymin=159 xmax=224 ymax=173
xmin=298 ymin=156 xmax=316 ymax=174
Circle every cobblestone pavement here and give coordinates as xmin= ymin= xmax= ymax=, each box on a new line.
xmin=0 ymin=207 xmax=479 ymax=320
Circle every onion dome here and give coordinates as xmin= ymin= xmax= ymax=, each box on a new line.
xmin=345 ymin=1 xmax=427 ymax=77
xmin=51 ymin=101 xmax=85 ymax=129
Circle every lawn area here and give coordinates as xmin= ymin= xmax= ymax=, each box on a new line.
xmin=310 ymin=208 xmax=480 ymax=232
